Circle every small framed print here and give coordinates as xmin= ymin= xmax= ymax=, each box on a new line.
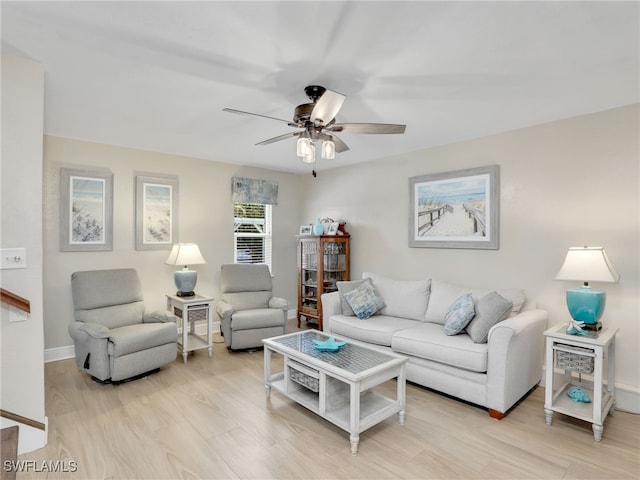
xmin=327 ymin=222 xmax=339 ymax=235
xmin=60 ymin=167 xmax=113 ymax=251
xmin=135 ymin=174 xmax=179 ymax=250
xmin=299 ymin=225 xmax=312 ymax=235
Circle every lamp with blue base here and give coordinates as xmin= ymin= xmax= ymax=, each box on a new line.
xmin=556 ymin=246 xmax=619 ymax=331
xmin=165 ymin=243 xmax=207 ymax=297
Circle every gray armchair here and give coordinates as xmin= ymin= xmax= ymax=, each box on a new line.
xmin=216 ymin=264 xmax=288 ymax=350
xmin=69 ymin=268 xmax=178 ymax=383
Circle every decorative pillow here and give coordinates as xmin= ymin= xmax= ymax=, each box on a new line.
xmin=342 ymin=281 xmax=386 ymax=320
xmin=425 ymin=279 xmax=470 ymax=325
xmin=465 ymin=292 xmax=513 ymax=343
xmin=337 ymin=278 xmax=371 ymax=316
xmin=363 ymin=272 xmax=430 ymax=320
xmin=443 ymin=293 xmax=476 ymax=335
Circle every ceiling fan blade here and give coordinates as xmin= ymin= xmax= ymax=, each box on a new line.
xmin=331 ymin=134 xmax=349 ymax=153
xmin=310 ymin=89 xmax=346 ymax=125
xmin=255 ymin=131 xmax=301 ymax=146
xmin=223 ymin=108 xmax=298 ymax=127
xmin=319 ymin=133 xmax=349 ymax=153
xmin=329 ymin=123 xmax=406 ymax=134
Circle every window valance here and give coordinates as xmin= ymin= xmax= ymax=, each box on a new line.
xmin=231 ymin=176 xmax=278 ymax=205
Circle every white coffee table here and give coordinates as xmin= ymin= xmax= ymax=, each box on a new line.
xmin=263 ymin=329 xmax=408 ymax=454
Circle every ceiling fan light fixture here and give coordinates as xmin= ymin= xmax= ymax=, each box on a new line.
xmin=321 ymin=140 xmax=335 ymax=160
xmin=296 ymin=136 xmax=312 ymax=157
xmin=302 ymin=143 xmax=315 ymax=163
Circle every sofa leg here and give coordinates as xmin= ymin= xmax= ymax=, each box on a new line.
xmin=488 ymin=409 xmax=506 ymax=420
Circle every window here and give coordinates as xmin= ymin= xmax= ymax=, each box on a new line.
xmin=234 ymin=203 xmax=272 ymax=270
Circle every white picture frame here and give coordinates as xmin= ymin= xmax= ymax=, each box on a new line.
xmin=299 ymin=225 xmax=312 ymax=235
xmin=327 ymin=222 xmax=339 ymax=235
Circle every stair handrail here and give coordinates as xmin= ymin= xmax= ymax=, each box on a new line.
xmin=0 ymin=288 xmax=30 ymax=313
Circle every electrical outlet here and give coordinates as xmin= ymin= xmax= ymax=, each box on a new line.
xmin=1 ymin=248 xmax=27 ymax=269
xmin=9 ymin=306 xmax=28 ymax=322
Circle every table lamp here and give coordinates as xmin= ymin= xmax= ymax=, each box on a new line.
xmin=555 ymin=246 xmax=619 ymax=331
xmin=165 ymin=243 xmax=206 ymax=297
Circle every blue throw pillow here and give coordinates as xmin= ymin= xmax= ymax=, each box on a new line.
xmin=342 ymin=281 xmax=385 ymax=319
xmin=444 ymin=293 xmax=475 ymax=335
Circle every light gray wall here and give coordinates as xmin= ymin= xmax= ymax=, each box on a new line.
xmin=300 ymin=105 xmax=639 ymax=407
xmin=0 ymin=54 xmax=46 ymax=423
xmin=43 ymin=136 xmax=301 ymax=350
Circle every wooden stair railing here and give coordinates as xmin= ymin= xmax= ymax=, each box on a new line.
xmin=0 ymin=288 xmax=30 ymax=313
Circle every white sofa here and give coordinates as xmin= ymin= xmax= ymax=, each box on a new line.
xmin=322 ymin=272 xmax=548 ymax=419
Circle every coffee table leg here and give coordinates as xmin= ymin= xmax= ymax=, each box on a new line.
xmin=398 ymin=364 xmax=407 ymax=425
xmin=350 ymin=383 xmax=360 ymax=454
xmin=264 ymin=347 xmax=272 ymax=398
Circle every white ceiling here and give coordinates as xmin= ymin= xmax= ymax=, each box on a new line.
xmin=2 ymin=1 xmax=638 ymax=174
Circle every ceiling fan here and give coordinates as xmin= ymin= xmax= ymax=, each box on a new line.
xmin=223 ymin=85 xmax=406 ymax=174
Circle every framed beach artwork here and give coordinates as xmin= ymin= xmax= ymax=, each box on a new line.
xmin=60 ymin=168 xmax=114 ymax=251
xmin=409 ymin=165 xmax=499 ymax=249
xmin=135 ymin=174 xmax=179 ymax=251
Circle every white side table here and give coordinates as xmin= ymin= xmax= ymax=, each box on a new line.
xmin=543 ymin=324 xmax=618 ymax=442
xmin=166 ymin=294 xmax=214 ymax=363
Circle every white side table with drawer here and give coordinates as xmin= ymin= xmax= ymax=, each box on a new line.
xmin=166 ymin=294 xmax=214 ymax=363
xmin=543 ymin=324 xmax=618 ymax=442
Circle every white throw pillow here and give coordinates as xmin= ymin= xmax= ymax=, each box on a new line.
xmin=362 ymin=272 xmax=430 ymax=321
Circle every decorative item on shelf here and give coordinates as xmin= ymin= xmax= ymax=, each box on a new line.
xmin=327 ymin=222 xmax=339 ymax=235
xmin=556 ymin=246 xmax=619 ymax=331
xmin=165 ymin=243 xmax=206 ymax=297
xmin=567 ymin=385 xmax=592 ymax=403
xmin=313 ymin=218 xmax=324 ymax=235
xmin=299 ymin=225 xmax=312 ymax=235
xmin=313 ymin=337 xmax=347 ymax=352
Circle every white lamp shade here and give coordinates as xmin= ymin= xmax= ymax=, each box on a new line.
xmin=302 ymin=143 xmax=315 ymax=163
xmin=556 ymin=246 xmax=619 ymax=283
xmin=321 ymin=140 xmax=335 ymax=159
xmin=165 ymin=243 xmax=206 ymax=267
xmin=296 ymin=137 xmax=312 ymax=157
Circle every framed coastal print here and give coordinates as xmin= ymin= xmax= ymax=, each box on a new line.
xmin=61 ymin=168 xmax=114 ymax=251
xmin=135 ymin=174 xmax=179 ymax=250
xmin=409 ymin=165 xmax=499 ymax=249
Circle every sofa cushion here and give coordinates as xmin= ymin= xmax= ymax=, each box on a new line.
xmin=465 ymin=292 xmax=513 ymax=343
xmin=444 ymin=293 xmax=475 ymax=335
xmin=107 ymin=322 xmax=178 ymax=357
xmin=336 ymin=278 xmax=371 ymax=316
xmin=363 ymin=272 xmax=430 ymax=321
xmin=391 ymin=322 xmax=489 ymax=373
xmin=328 ymin=314 xmax=421 ymax=347
xmin=342 ymin=281 xmax=385 ymax=319
xmin=425 ymin=280 xmax=470 ymax=325
xmin=231 ymin=308 xmax=285 ymax=331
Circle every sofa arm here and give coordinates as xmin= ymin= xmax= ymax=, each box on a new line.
xmin=321 ymin=292 xmax=342 ymax=332
xmin=216 ymin=299 xmax=234 ymax=320
xmin=269 ymin=297 xmax=288 ymax=311
xmin=144 ymin=311 xmax=178 ymax=323
xmin=486 ymin=309 xmax=548 ymax=415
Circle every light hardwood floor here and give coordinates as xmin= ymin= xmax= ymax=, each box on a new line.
xmin=18 ymin=322 xmax=640 ymax=479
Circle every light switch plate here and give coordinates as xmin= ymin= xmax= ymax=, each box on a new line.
xmin=0 ymin=248 xmax=27 ymax=269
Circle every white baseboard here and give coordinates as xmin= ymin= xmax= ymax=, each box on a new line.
xmin=44 ymin=345 xmax=75 ymax=363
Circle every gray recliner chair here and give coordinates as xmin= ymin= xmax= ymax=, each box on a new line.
xmin=69 ymin=268 xmax=178 ymax=382
xmin=216 ymin=264 xmax=288 ymax=350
